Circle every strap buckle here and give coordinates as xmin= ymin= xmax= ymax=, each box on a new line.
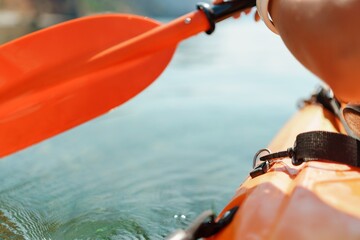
xmin=250 ymin=147 xmax=300 ymax=178
xmin=259 ymin=147 xmax=300 ymax=165
xmin=250 ymin=148 xmax=271 ymax=178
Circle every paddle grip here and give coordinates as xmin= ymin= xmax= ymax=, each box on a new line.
xmin=197 ymin=0 xmax=256 ymax=34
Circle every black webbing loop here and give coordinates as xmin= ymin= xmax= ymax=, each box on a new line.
xmin=294 ymin=131 xmax=360 ymax=167
xmin=260 ymin=131 xmax=360 ymax=168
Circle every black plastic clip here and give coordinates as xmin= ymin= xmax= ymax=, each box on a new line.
xmin=259 ymin=147 xmax=302 ymax=166
xmin=250 ymin=147 xmax=300 ymax=178
xmin=250 ymin=161 xmax=270 ymax=178
xmin=250 ymin=148 xmax=271 ymax=178
xmin=193 ymin=206 xmax=239 ymax=239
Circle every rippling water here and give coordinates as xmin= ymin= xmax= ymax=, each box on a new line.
xmin=0 ymin=16 xmax=318 ymax=239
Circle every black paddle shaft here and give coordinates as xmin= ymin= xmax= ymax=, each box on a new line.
xmin=197 ymin=0 xmax=257 ymax=34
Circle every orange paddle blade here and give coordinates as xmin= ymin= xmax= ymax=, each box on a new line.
xmin=0 ymin=12 xmax=210 ymax=158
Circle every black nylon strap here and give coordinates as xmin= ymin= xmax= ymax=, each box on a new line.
xmin=260 ymin=131 xmax=360 ymax=168
xmin=295 ymin=131 xmax=360 ymax=167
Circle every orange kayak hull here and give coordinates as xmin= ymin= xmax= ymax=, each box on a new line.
xmin=209 ymin=105 xmax=360 ymax=240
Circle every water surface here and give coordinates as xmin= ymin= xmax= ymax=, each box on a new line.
xmin=0 ymin=17 xmax=318 ymax=239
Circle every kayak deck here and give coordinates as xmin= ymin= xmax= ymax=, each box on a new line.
xmin=209 ymin=105 xmax=360 ymax=240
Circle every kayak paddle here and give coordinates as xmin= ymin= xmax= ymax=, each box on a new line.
xmin=0 ymin=0 xmax=256 ymax=158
